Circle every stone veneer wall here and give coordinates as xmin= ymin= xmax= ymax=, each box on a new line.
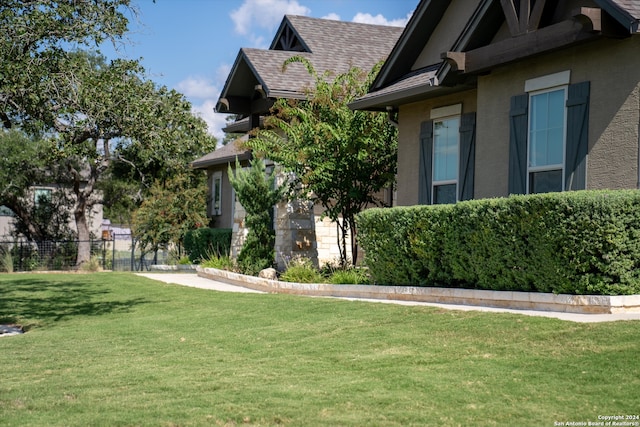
xmin=230 ymin=195 xmax=351 ymax=270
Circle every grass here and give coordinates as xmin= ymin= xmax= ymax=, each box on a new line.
xmin=0 ymin=273 xmax=639 ymax=426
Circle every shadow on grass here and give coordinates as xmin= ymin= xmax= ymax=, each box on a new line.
xmin=0 ymin=276 xmax=149 ymax=330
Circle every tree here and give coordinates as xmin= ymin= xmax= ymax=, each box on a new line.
xmin=43 ymin=52 xmax=216 ymax=266
xmin=0 ymin=130 xmax=75 ymax=242
xmin=2 ymin=50 xmax=216 ymax=267
xmin=228 ymin=158 xmax=286 ymax=275
xmin=131 ymin=174 xmax=209 ymax=259
xmin=0 ymin=0 xmax=133 ymax=130
xmin=0 ymin=2 xmax=217 ymax=267
xmin=246 ymin=56 xmax=397 ymax=266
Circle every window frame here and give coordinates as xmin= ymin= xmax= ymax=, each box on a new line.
xmin=525 ymin=86 xmax=568 ymax=195
xmin=431 ymin=114 xmax=460 ymax=204
xmin=211 ymin=171 xmax=222 ymax=216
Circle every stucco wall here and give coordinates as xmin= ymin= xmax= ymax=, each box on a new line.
xmin=396 ymin=35 xmax=640 ymax=205
xmin=475 ymin=36 xmax=640 ymax=198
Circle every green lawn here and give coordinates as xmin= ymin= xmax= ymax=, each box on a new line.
xmin=1 ymin=273 xmax=639 ymax=426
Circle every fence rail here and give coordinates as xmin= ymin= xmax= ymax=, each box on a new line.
xmin=0 ymin=235 xmax=169 ymax=272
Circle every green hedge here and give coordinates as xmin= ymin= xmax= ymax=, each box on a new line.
xmin=356 ymin=190 xmax=640 ymax=295
xmin=183 ymin=228 xmax=232 ymax=263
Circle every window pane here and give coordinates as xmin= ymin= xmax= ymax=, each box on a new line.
xmin=434 ymin=184 xmax=457 ymax=204
xmin=433 ymin=117 xmax=459 ymax=182
xmin=530 ymin=169 xmax=562 ymax=194
xmin=529 ymin=89 xmax=565 ymax=168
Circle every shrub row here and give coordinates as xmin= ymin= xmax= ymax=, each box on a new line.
xmin=356 ymin=190 xmax=640 ymax=295
xmin=183 ymin=228 xmax=232 ymax=263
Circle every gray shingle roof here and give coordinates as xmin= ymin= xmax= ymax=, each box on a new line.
xmin=191 ymin=139 xmax=251 ymax=169
xmin=219 ymin=15 xmax=404 ymax=103
xmin=610 ymin=0 xmax=640 ymax=20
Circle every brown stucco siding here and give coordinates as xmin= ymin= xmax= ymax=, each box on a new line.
xmin=396 ymin=90 xmax=478 ymax=206
xmin=396 ymin=35 xmax=640 ymax=205
xmin=476 ymin=36 xmax=640 ymax=197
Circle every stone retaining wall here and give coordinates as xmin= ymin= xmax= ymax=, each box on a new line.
xmin=196 ymin=267 xmax=640 ymax=314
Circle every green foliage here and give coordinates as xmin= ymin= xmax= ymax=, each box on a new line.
xmin=200 ymin=254 xmax=237 ymax=271
xmin=132 ymin=175 xmax=209 ymax=254
xmin=247 ymin=56 xmax=397 ymax=266
xmin=357 ymin=190 xmax=640 ymax=295
xmin=228 ymin=158 xmax=286 ymax=275
xmin=183 ymin=228 xmax=232 ymax=263
xmin=0 ymin=246 xmax=13 ymax=273
xmin=280 ymin=257 xmax=322 ymax=283
xmin=328 ymin=268 xmax=370 ymax=285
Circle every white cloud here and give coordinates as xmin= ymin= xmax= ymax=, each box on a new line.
xmin=231 ymin=0 xmax=310 ymax=37
xmin=352 ymin=11 xmax=412 ymax=27
xmin=176 ymin=77 xmax=218 ymax=99
xmin=192 ymin=99 xmax=228 ymax=141
xmin=321 ymin=12 xmax=341 ymax=21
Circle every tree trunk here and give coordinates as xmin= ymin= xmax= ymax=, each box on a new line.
xmin=348 ymin=216 xmax=358 ymax=266
xmin=74 ymin=194 xmax=91 ymax=268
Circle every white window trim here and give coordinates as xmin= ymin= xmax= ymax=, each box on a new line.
xmin=524 ymin=70 xmax=570 ymax=93
xmin=431 ymin=113 xmax=461 ymax=204
xmin=525 ymin=86 xmax=568 ymax=194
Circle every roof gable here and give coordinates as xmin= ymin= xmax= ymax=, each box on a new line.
xmin=217 ymin=15 xmax=403 ymax=115
xmin=270 ymin=16 xmax=310 ymax=52
xmin=353 ymin=0 xmax=640 ymax=111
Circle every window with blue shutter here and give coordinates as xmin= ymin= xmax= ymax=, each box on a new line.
xmin=418 ymin=111 xmax=475 ymax=204
xmin=509 ymin=79 xmax=589 ymax=194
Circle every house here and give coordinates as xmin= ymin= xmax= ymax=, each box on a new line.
xmin=350 ymin=0 xmax=640 ymax=205
xmin=192 ymin=15 xmax=403 ymax=267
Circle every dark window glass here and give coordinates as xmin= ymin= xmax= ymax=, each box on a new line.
xmin=529 ymin=169 xmax=562 ymax=194
xmin=434 ymin=184 xmax=457 ymax=204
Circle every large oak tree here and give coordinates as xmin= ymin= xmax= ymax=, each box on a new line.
xmin=0 ymin=1 xmax=217 ymax=266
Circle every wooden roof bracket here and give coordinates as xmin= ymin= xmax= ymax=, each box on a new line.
xmin=440 ymin=7 xmax=603 ymax=77
xmin=573 ymin=7 xmax=602 ymax=33
xmin=441 ymin=51 xmax=466 ymax=73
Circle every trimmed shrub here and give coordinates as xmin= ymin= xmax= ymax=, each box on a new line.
xmin=183 ymin=228 xmax=232 ymax=263
xmin=356 ymin=190 xmax=640 ymax=295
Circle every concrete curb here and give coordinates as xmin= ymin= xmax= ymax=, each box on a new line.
xmin=197 ymin=267 xmax=640 ymax=314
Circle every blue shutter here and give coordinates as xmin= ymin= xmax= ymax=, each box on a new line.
xmin=419 ymin=120 xmax=433 ymax=204
xmin=508 ymin=94 xmax=529 ymax=194
xmin=459 ymin=112 xmax=476 ymax=201
xmin=565 ymin=81 xmax=590 ymax=191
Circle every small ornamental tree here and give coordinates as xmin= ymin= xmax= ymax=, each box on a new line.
xmin=132 ymin=174 xmax=208 ymax=257
xmin=228 ymin=157 xmax=286 ymax=275
xmin=247 ymin=56 xmax=397 ymax=266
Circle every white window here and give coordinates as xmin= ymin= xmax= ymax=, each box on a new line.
xmin=432 ymin=116 xmax=460 ymax=204
xmin=524 ymin=71 xmax=570 ymax=194
xmin=527 ymin=87 xmax=567 ymax=194
xmin=211 ymin=172 xmax=222 ymax=216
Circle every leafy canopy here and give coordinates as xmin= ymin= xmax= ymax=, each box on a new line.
xmin=246 ymin=56 xmax=397 ymax=265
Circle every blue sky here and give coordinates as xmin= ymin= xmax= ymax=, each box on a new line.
xmin=99 ymin=0 xmax=417 ymax=141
